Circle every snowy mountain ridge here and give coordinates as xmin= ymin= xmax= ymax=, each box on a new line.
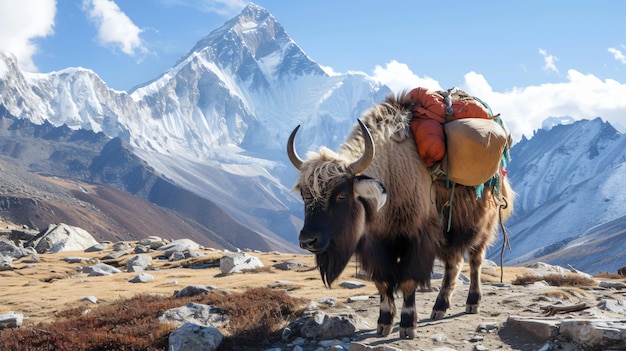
xmin=488 ymin=118 xmax=626 ymax=273
xmin=0 ymin=3 xmax=624 ymax=271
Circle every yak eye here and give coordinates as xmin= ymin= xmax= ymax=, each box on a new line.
xmin=336 ymin=192 xmax=347 ymax=201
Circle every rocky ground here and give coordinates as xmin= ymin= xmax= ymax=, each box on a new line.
xmin=1 ymin=222 xmax=626 ymax=351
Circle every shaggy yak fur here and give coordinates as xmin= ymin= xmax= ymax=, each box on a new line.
xmin=287 ymin=92 xmax=514 ymax=339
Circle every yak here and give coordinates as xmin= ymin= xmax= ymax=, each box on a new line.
xmin=287 ymin=92 xmax=514 ymax=339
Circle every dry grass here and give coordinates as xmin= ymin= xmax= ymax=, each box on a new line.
xmin=0 ymin=288 xmax=307 ymax=351
xmin=512 ymin=273 xmax=597 ymax=287
xmin=0 ymin=243 xmax=529 ymax=350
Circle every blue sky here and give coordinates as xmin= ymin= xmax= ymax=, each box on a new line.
xmin=1 ymin=0 xmax=625 ymax=140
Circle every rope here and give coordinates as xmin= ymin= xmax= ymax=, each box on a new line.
xmin=498 ymin=196 xmax=511 ymax=283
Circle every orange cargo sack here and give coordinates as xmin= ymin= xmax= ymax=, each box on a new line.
xmin=410 ymin=118 xmax=445 ymax=167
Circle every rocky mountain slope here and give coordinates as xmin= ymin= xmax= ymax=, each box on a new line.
xmin=488 ymin=118 xmax=626 ymax=273
xmin=0 ymin=3 xmax=624 ymax=270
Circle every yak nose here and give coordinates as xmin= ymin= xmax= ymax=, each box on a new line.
xmin=299 ymin=229 xmax=323 ymax=252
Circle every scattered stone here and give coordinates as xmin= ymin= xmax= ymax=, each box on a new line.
xmin=168 ymin=323 xmax=223 ymax=351
xmin=21 ymin=254 xmax=40 ymax=263
xmin=63 ymin=256 xmax=91 ymax=264
xmin=139 ymin=236 xmax=166 ymax=250
xmin=159 ymin=302 xmax=229 ymax=328
xmin=0 ymin=311 xmax=23 ymax=329
xmin=339 ymin=281 xmax=366 ymax=289
xmin=559 ymin=319 xmax=626 ymax=349
xmin=86 ymin=263 xmax=122 ymax=276
xmin=112 ymin=241 xmax=132 ymax=251
xmin=273 ymin=261 xmax=308 ymax=270
xmin=169 ymin=251 xmax=187 ymax=261
xmin=34 ymin=223 xmax=99 ymax=253
xmin=0 ymin=241 xmax=32 ymax=259
xmin=219 ymin=252 xmax=264 ymax=275
xmin=285 ymin=311 xmax=370 ymax=340
xmin=133 ymin=245 xmax=150 ymax=253
xmin=101 ymin=250 xmax=128 ymax=260
xmin=84 ymin=243 xmax=108 ymax=252
xmin=477 ymin=322 xmax=500 ymax=333
xmin=599 ymin=281 xmax=626 ymax=289
xmin=126 ymin=254 xmax=153 ymax=272
xmin=129 ymin=273 xmax=154 ymax=283
xmin=319 ymin=297 xmax=337 ymax=307
xmin=506 ymin=316 xmax=559 ymax=339
xmin=82 ymin=296 xmax=98 ymax=304
xmin=159 ymin=239 xmax=200 ymax=256
xmin=349 ymin=342 xmax=404 ymax=351
xmin=598 ymin=299 xmax=626 ymax=314
xmin=347 ymin=295 xmax=371 ymax=302
xmin=174 ymin=285 xmax=214 ymax=298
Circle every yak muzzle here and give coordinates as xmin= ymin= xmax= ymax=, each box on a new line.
xmin=298 ymin=229 xmax=328 ymax=253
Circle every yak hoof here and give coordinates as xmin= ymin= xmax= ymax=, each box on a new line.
xmin=399 ymin=326 xmax=415 ymax=339
xmin=466 ymin=304 xmax=480 ymax=314
xmin=377 ymin=323 xmax=393 ymax=337
xmin=430 ymin=309 xmax=446 ymax=320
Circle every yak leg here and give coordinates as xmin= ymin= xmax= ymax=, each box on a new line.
xmin=466 ymin=244 xmax=486 ymax=314
xmin=375 ymin=281 xmax=396 ymax=336
xmin=398 ymin=279 xmax=417 ymax=339
xmin=431 ymin=251 xmax=463 ymax=320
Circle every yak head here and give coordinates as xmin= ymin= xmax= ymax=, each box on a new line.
xmin=287 ymin=119 xmax=387 ymax=286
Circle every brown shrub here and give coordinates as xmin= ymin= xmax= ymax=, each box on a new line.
xmin=0 ymin=288 xmax=307 ymax=351
xmin=512 ymin=273 xmax=597 ymax=287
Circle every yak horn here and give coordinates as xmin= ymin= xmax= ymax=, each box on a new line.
xmin=348 ymin=119 xmax=375 ymax=175
xmin=287 ymin=125 xmax=304 ymax=170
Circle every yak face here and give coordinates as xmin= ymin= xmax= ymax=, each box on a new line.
xmin=300 ymin=175 xmax=386 ymax=286
xmin=288 ymin=120 xmax=387 ymax=286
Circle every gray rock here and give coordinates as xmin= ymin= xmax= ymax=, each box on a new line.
xmin=219 ymin=252 xmax=264 ymax=275
xmin=174 ymin=285 xmax=213 ymax=298
xmin=349 ymin=342 xmax=404 ymax=351
xmin=112 ymin=241 xmax=132 ymax=251
xmin=599 ymin=281 xmax=626 ymax=289
xmin=168 ymin=323 xmax=223 ymax=351
xmin=86 ymin=263 xmax=122 ymax=276
xmin=101 ymin=250 xmax=128 ymax=260
xmin=169 ymin=251 xmax=187 ymax=261
xmin=133 ymin=245 xmax=150 ymax=254
xmin=0 ymin=241 xmax=32 ymax=259
xmin=126 ymin=254 xmax=152 ymax=272
xmin=273 ymin=261 xmax=308 ymax=270
xmin=62 ymin=256 xmax=91 ymax=263
xmin=0 ymin=311 xmax=23 ymax=328
xmin=598 ymin=299 xmax=626 ymax=313
xmin=82 ymin=296 xmax=98 ymax=304
xmin=159 ymin=303 xmax=229 ymax=328
xmin=560 ymin=319 xmax=626 ymax=349
xmin=34 ymin=223 xmax=99 ymax=253
xmin=286 ymin=311 xmax=370 ymax=340
xmin=506 ymin=316 xmax=559 ymax=340
xmin=138 ymin=236 xmax=166 ymax=250
xmin=158 ymin=239 xmax=200 ymax=256
xmin=319 ymin=297 xmax=337 ymax=307
xmin=84 ymin=243 xmax=108 ymax=252
xmin=347 ymin=295 xmax=371 ymax=302
xmin=129 ymin=273 xmax=154 ymax=283
xmin=339 ymin=281 xmax=366 ymax=289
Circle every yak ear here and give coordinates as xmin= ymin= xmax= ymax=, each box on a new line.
xmin=354 ymin=175 xmax=387 ymax=211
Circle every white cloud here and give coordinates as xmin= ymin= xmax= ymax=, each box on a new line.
xmin=83 ymin=0 xmax=148 ymax=58
xmin=161 ymin=0 xmax=247 ymax=17
xmin=462 ymin=70 xmax=626 ymax=142
xmin=608 ymin=46 xmax=626 ymax=64
xmin=0 ymin=0 xmax=56 ymax=72
xmin=372 ymin=60 xmax=442 ymax=92
xmin=539 ymin=48 xmax=559 ymax=73
xmin=370 ymin=62 xmax=626 ymax=143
